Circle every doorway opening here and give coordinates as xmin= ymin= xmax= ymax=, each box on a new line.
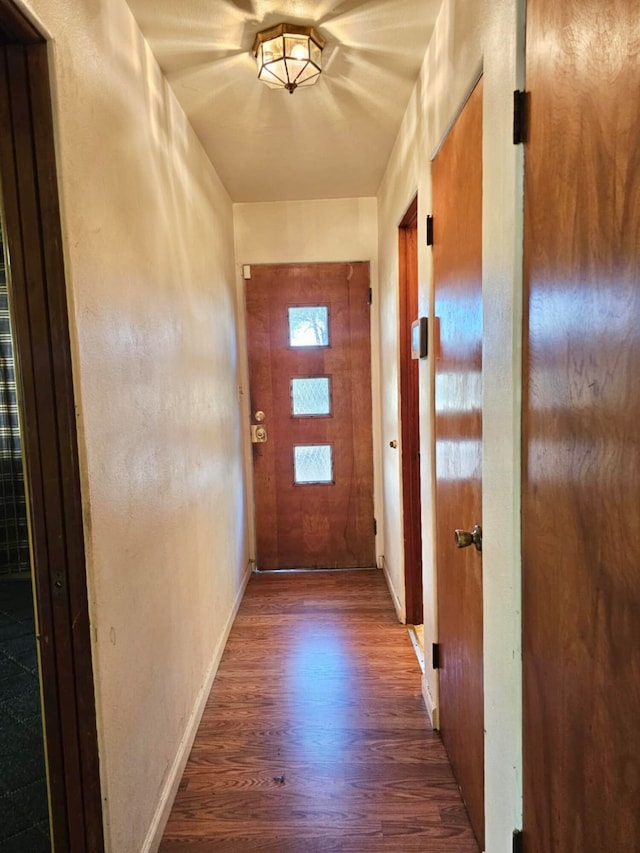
xmin=0 ymin=220 xmax=50 ymax=849
xmin=0 ymin=7 xmax=103 ymax=849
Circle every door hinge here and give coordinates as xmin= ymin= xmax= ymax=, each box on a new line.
xmin=368 ymin=286 xmax=373 ymax=305
xmin=373 ymin=517 xmax=377 ymax=536
xmin=432 ymin=642 xmax=440 ymax=669
xmin=426 ymin=214 xmax=434 ymax=246
xmin=513 ymin=90 xmax=527 ymax=145
xmin=513 ymin=829 xmax=523 ymax=853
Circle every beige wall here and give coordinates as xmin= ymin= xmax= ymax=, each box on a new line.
xmin=376 ymin=0 xmax=524 ymax=848
xmin=233 ymin=198 xmax=382 ymax=567
xmin=20 ymin=0 xmax=249 ymax=849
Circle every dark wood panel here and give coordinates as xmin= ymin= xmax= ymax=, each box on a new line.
xmin=522 ymin=1 xmax=640 ymax=851
xmin=432 ymin=77 xmax=484 ymax=848
xmin=161 ymin=570 xmax=479 ymax=851
xmin=399 ymin=196 xmax=423 ymax=625
xmin=246 ymin=263 xmax=375 ymax=570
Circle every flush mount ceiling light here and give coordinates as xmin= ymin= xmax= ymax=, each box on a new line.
xmin=253 ymin=23 xmax=325 ymax=94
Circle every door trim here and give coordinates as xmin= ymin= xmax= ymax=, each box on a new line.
xmin=398 ymin=196 xmax=423 ymax=624
xmin=0 ymin=6 xmax=104 ymax=849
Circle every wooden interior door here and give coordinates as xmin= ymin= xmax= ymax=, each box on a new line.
xmin=399 ymin=197 xmax=423 ymax=625
xmin=523 ymin=2 xmax=640 ymax=850
xmin=246 ymin=262 xmax=375 ymax=571
xmin=432 ymin=77 xmax=484 ymax=848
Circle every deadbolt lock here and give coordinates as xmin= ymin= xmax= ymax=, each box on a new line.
xmin=251 ymin=425 xmax=267 ymax=443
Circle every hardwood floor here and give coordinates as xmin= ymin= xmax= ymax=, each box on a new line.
xmin=160 ymin=570 xmax=479 ymax=852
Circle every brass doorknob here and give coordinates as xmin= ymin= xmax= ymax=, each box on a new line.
xmin=454 ymin=524 xmax=482 ymax=552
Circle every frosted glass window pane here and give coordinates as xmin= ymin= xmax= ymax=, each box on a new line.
xmin=288 ymin=306 xmax=329 ymax=347
xmin=291 ymin=377 xmax=331 ymax=416
xmin=294 ymin=445 xmax=333 ymax=484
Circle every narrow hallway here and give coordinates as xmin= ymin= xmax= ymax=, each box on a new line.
xmin=160 ymin=570 xmax=479 ymax=851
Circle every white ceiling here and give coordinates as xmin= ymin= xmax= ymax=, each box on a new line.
xmin=126 ymin=0 xmax=442 ymax=202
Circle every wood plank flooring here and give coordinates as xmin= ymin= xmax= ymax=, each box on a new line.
xmin=160 ymin=570 xmax=479 ymax=852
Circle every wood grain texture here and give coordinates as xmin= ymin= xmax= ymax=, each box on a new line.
xmin=160 ymin=570 xmax=479 ymax=851
xmin=432 ymin=77 xmax=484 ymax=848
xmin=246 ymin=263 xmax=375 ymax=570
xmin=523 ymin=1 xmax=640 ymax=851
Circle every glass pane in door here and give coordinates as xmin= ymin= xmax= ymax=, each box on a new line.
xmin=291 ymin=377 xmax=331 ymax=416
xmin=293 ymin=444 xmax=333 ymax=484
xmin=288 ymin=306 xmax=329 ymax=347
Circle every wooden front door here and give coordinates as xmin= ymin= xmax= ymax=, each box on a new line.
xmin=245 ymin=262 xmax=375 ymax=571
xmin=432 ymin=77 xmax=484 ymax=848
xmin=523 ymin=1 xmax=640 ymax=850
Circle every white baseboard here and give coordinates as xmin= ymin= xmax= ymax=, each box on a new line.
xmin=422 ymin=673 xmax=439 ymax=730
xmin=381 ymin=557 xmax=406 ymax=624
xmin=407 ymin=626 xmax=425 ymax=674
xmin=142 ymin=564 xmax=252 ymax=853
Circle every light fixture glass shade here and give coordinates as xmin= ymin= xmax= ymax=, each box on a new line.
xmin=253 ymin=23 xmax=325 ymax=94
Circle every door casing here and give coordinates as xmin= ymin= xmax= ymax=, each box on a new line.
xmin=0 ymin=4 xmax=103 ymax=849
xmin=398 ymin=196 xmax=423 ymax=624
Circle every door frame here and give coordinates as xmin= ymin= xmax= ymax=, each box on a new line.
xmin=398 ymin=196 xmax=423 ymax=624
xmin=0 ymin=3 xmax=103 ymax=849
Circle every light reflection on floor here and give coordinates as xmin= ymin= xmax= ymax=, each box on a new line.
xmin=286 ymin=625 xmax=354 ymax=766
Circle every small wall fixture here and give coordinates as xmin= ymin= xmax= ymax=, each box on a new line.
xmin=253 ymin=23 xmax=325 ymax=94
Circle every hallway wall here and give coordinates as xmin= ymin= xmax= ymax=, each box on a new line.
xmin=19 ymin=0 xmax=248 ymax=850
xmin=376 ymin=0 xmax=524 ymax=849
